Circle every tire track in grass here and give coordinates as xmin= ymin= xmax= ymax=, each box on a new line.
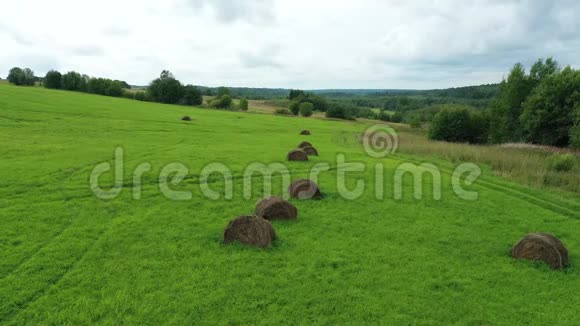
xmin=0 ymin=164 xmax=340 ymax=204
xmin=468 ymin=178 xmax=579 ymax=219
xmin=390 ymin=153 xmax=580 ymax=219
xmin=0 ymin=221 xmax=72 ymax=280
xmin=339 ymin=130 xmax=578 ymax=218
xmin=0 ymin=216 xmax=114 ymax=323
xmin=0 ymin=164 xmax=341 ymax=321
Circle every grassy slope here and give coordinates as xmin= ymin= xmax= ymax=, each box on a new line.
xmin=388 ymin=123 xmax=580 ymax=194
xmin=0 ymin=85 xmax=579 ymax=325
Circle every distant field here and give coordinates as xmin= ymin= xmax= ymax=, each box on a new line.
xmin=0 ymin=85 xmax=579 ymax=324
xmin=200 ymin=96 xmax=326 ymax=118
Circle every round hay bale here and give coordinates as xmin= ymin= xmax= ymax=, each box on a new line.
xmin=298 ymin=141 xmax=313 ymax=149
xmin=537 ymin=232 xmax=569 ymax=266
xmin=288 ymin=179 xmax=322 ymax=199
xmin=511 ymin=233 xmax=566 ymax=269
xmin=302 ymin=146 xmax=318 ymax=156
xmin=300 ymin=130 xmax=311 ymax=135
xmin=182 ymin=115 xmax=192 ymax=121
xmin=223 ymin=215 xmax=276 ymax=247
xmin=255 ymin=196 xmax=298 ymax=220
xmin=287 ymin=149 xmax=308 ymax=161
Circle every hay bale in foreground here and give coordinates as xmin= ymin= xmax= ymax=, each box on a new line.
xmin=298 ymin=141 xmax=313 ymax=149
xmin=302 ymin=146 xmax=318 ymax=156
xmin=288 ymin=179 xmax=322 ymax=199
xmin=182 ymin=115 xmax=192 ymax=121
xmin=511 ymin=233 xmax=568 ymax=269
xmin=537 ymin=232 xmax=569 ymax=266
xmin=255 ymin=196 xmax=298 ymax=220
xmin=287 ymin=149 xmax=308 ymax=161
xmin=300 ymin=130 xmax=311 ymax=135
xmin=223 ymin=215 xmax=276 ymax=247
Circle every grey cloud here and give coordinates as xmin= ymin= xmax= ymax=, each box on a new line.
xmin=2 ymin=0 xmax=579 ymax=89
xmin=239 ymin=53 xmax=283 ymax=69
xmin=71 ymin=45 xmax=105 ymax=56
xmin=0 ymin=22 xmax=36 ymax=46
xmin=185 ymin=0 xmax=275 ymax=24
xmin=3 ymin=54 xmax=59 ymax=74
xmin=239 ymin=45 xmax=283 ymax=69
xmin=102 ymin=26 xmax=130 ymax=37
xmin=519 ymin=0 xmax=580 ymax=41
xmin=375 ymin=0 xmax=580 ymax=81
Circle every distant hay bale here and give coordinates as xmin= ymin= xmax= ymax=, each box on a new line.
xmin=300 ymin=130 xmax=311 ymax=135
xmin=511 ymin=233 xmax=568 ymax=269
xmin=287 ymin=149 xmax=308 ymax=161
xmin=223 ymin=215 xmax=276 ymax=247
xmin=255 ymin=196 xmax=298 ymax=220
xmin=302 ymin=146 xmax=318 ymax=156
xmin=181 ymin=115 xmax=192 ymax=121
xmin=298 ymin=141 xmax=313 ymax=149
xmin=288 ymin=179 xmax=322 ymax=199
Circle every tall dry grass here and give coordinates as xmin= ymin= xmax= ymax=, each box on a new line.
xmin=391 ymin=123 xmax=580 ymax=194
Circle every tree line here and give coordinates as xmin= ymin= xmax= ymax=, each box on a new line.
xmin=7 ymin=66 xmax=132 ymax=98
xmin=428 ymin=58 xmax=580 ymax=148
xmin=5 ymin=67 xmax=207 ymax=107
xmin=45 ymin=70 xmax=130 ymax=97
xmin=4 ymin=67 xmax=253 ymax=111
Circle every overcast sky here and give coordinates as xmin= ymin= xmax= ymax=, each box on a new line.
xmin=1 ymin=0 xmax=579 ymax=89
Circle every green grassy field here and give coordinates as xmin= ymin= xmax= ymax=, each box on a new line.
xmin=1 ymin=84 xmax=579 ymax=324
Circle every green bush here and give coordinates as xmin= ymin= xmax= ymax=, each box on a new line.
xmin=274 ymin=108 xmax=292 ymax=115
xmin=290 ymin=91 xmax=328 ymax=112
xmin=122 ymin=90 xmax=135 ymax=99
xmin=289 ymin=101 xmax=300 ymax=115
xmin=299 ymin=102 xmax=314 ymax=117
xmin=182 ymin=85 xmax=203 ymax=105
xmin=209 ymin=95 xmax=232 ymax=109
xmin=391 ymin=112 xmax=403 ymax=123
xmin=429 ymin=106 xmax=488 ymax=143
xmin=134 ymin=91 xmax=148 ymax=101
xmin=409 ymin=114 xmax=422 ymax=128
xmin=325 ymin=103 xmax=356 ymax=120
xmin=549 ymin=153 xmax=575 ymax=172
xmin=220 ymin=95 xmax=232 ymax=107
xmin=378 ymin=110 xmax=391 ymax=122
xmin=239 ymin=98 xmax=249 ymax=111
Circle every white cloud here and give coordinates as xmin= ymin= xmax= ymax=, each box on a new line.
xmin=0 ymin=0 xmax=579 ymax=89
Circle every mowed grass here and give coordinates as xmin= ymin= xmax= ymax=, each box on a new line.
xmin=0 ymin=84 xmax=579 ymax=324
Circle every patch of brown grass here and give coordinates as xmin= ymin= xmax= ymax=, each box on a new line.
xmin=391 ymin=123 xmax=580 ymax=194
